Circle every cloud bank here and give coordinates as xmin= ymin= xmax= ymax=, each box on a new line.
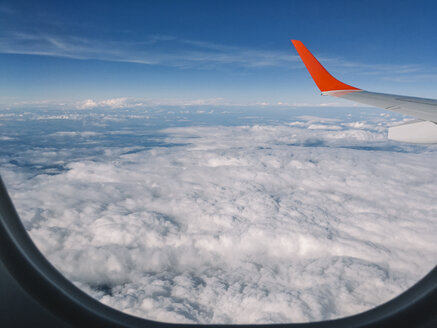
xmin=1 ymin=109 xmax=436 ymax=323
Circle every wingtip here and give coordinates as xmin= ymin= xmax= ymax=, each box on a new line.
xmin=290 ymin=40 xmax=359 ymax=92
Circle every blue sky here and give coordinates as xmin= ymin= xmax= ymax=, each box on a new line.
xmin=1 ymin=0 xmax=437 ymax=107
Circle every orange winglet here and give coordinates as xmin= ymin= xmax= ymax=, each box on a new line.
xmin=291 ymin=40 xmax=360 ymax=92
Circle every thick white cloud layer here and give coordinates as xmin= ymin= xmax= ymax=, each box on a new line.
xmin=1 ymin=111 xmax=436 ymax=323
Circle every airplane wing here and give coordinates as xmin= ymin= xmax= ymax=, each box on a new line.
xmin=291 ymin=40 xmax=437 ymax=143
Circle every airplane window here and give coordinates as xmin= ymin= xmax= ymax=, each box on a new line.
xmin=1 ymin=104 xmax=436 ymax=324
xmin=1 ymin=0 xmax=436 ymax=325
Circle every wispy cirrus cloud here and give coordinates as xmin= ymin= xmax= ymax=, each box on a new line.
xmin=0 ymin=31 xmax=301 ymax=69
xmin=1 ymin=29 xmax=435 ymax=84
xmin=319 ymin=56 xmax=437 ymax=83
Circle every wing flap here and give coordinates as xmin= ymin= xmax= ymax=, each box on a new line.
xmin=388 ymin=120 xmax=437 ymax=143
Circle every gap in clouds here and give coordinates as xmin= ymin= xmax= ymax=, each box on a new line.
xmin=0 ymin=106 xmax=436 ymax=323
